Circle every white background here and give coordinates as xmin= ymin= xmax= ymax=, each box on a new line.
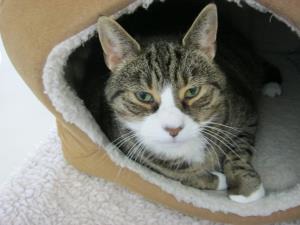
xmin=0 ymin=36 xmax=55 ymax=183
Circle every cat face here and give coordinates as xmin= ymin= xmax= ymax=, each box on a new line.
xmin=97 ymin=4 xmax=226 ymax=162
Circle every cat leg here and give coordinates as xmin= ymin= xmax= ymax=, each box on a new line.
xmin=181 ymin=172 xmax=227 ymax=191
xmin=211 ymin=171 xmax=228 ymax=190
xmin=223 ymin=149 xmax=265 ymax=203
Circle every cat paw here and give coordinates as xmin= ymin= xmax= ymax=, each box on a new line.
xmin=229 ymin=184 xmax=265 ymax=203
xmin=262 ymin=82 xmax=282 ymax=97
xmin=211 ymin=171 xmax=227 ymax=191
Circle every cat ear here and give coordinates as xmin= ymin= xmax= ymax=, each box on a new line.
xmin=97 ymin=17 xmax=141 ymax=71
xmin=182 ymin=3 xmax=218 ymax=60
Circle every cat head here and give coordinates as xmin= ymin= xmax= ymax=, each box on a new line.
xmin=97 ymin=4 xmax=227 ymax=163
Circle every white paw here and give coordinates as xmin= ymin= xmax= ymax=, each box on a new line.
xmin=211 ymin=171 xmax=227 ymax=191
xmin=262 ymin=82 xmax=282 ymax=97
xmin=229 ymin=184 xmax=265 ymax=203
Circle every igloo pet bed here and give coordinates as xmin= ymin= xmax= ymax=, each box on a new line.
xmin=1 ymin=0 xmax=300 ymax=224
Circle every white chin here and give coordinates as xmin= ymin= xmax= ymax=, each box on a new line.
xmin=144 ymin=138 xmax=207 ymax=163
xmin=156 ymin=138 xmax=189 ymax=145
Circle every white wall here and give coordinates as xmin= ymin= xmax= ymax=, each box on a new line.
xmin=0 ymin=36 xmax=55 ymax=183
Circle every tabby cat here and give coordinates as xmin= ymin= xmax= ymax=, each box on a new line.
xmin=96 ymin=3 xmax=267 ymax=203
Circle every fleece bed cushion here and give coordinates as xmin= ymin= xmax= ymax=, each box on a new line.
xmin=0 ymin=132 xmax=299 ymax=225
xmin=0 ymin=0 xmax=300 ymax=224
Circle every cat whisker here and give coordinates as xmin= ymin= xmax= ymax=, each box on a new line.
xmin=96 ymin=134 xmax=136 ymax=166
xmin=197 ymin=137 xmax=218 ymax=170
xmin=205 ymin=121 xmax=242 ymax=132
xmin=144 ymin=151 xmax=157 ymax=166
xmin=110 ymin=130 xmax=135 ymax=145
xmin=202 ymin=125 xmax=239 ymax=138
xmin=202 ymin=125 xmax=257 ymax=153
xmin=201 ymin=130 xmax=242 ymax=160
xmin=126 ymin=137 xmax=148 ymax=165
xmin=203 ymin=137 xmax=221 ymax=170
xmin=130 ymin=142 xmax=145 ymax=162
xmin=138 ymin=146 xmax=148 ymax=160
xmin=126 ymin=138 xmax=143 ymax=161
xmin=203 ymin=139 xmax=216 ymax=170
xmin=110 ymin=133 xmax=137 ymax=149
xmin=202 ymin=128 xmax=239 ymax=155
xmin=138 ymin=146 xmax=148 ymax=165
xmin=204 ymin=129 xmax=243 ymax=160
xmin=202 ymin=133 xmax=230 ymax=160
xmin=173 ymin=158 xmax=186 ymax=171
xmin=208 ymin=126 xmax=257 ymax=152
xmin=110 ymin=132 xmax=136 ymax=147
xmin=202 ymin=126 xmax=244 ymax=154
xmin=106 ymin=133 xmax=138 ymax=172
xmin=114 ymin=138 xmax=144 ymax=181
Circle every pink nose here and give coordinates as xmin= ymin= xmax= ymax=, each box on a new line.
xmin=164 ymin=127 xmax=183 ymax=137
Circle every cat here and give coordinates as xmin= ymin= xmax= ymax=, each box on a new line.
xmin=95 ymin=3 xmax=268 ymax=203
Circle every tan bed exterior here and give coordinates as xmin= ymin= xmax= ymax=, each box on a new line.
xmin=0 ymin=0 xmax=300 ymax=224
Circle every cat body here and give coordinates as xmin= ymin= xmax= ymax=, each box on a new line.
xmin=96 ymin=4 xmax=266 ymax=202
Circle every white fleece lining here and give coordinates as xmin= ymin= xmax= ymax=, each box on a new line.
xmin=43 ymin=0 xmax=300 ymax=217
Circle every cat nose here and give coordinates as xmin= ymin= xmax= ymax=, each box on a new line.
xmin=164 ymin=126 xmax=183 ymax=138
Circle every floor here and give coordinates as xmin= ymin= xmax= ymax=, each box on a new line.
xmin=0 ymin=36 xmax=55 ymax=184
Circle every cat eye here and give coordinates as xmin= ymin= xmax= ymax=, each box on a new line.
xmin=135 ymin=91 xmax=154 ymax=103
xmin=184 ymin=87 xmax=200 ymax=99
